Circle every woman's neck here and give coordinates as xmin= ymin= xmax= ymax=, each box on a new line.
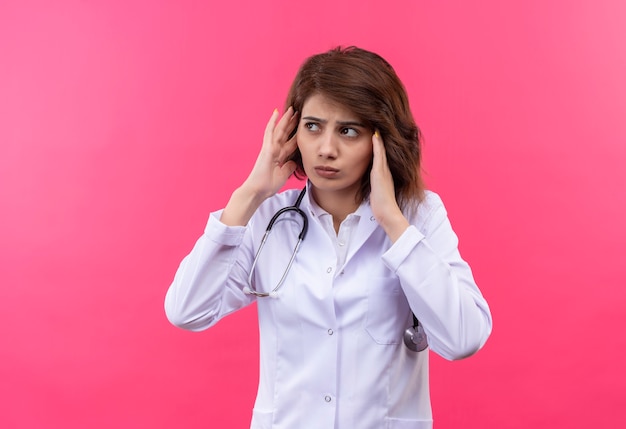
xmin=310 ymin=187 xmax=360 ymax=233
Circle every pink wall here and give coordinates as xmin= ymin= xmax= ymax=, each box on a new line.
xmin=1 ymin=1 xmax=625 ymax=427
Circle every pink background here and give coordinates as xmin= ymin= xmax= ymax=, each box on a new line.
xmin=2 ymin=1 xmax=625 ymax=427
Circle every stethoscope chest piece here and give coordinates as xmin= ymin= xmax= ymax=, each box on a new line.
xmin=403 ymin=323 xmax=428 ymax=352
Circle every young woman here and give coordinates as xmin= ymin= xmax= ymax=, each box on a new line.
xmin=165 ymin=46 xmax=492 ymax=429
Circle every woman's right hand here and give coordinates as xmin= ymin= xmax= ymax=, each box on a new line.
xmin=220 ymin=107 xmax=299 ymax=227
xmin=241 ymin=107 xmax=299 ymax=199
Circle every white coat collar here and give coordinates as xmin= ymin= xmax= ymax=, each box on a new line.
xmin=300 ymin=181 xmax=382 ymax=265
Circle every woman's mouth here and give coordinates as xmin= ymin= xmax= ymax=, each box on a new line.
xmin=314 ymin=166 xmax=340 ymax=178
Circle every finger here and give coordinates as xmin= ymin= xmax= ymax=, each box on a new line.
xmin=263 ymin=108 xmax=281 ymax=148
xmin=277 ymin=134 xmax=298 ymax=165
xmin=285 ymin=109 xmax=299 ymax=137
xmin=372 ymin=130 xmax=386 ymax=169
xmin=273 ymin=106 xmax=296 ymax=143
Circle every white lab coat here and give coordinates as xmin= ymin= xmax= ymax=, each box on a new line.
xmin=165 ymin=186 xmax=492 ymax=429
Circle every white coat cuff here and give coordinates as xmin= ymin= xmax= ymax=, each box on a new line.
xmin=204 ymin=210 xmax=246 ymax=246
xmin=382 ymin=225 xmax=426 ymax=272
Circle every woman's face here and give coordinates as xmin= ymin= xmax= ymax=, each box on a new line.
xmin=296 ymin=93 xmax=373 ymax=204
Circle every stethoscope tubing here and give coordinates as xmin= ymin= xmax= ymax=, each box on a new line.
xmin=242 ymin=185 xmax=428 ymax=351
xmin=244 ymin=187 xmax=308 ymax=298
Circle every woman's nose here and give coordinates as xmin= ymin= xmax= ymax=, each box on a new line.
xmin=317 ymin=132 xmax=338 ymax=158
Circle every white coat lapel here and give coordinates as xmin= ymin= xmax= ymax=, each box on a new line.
xmin=343 ymin=203 xmax=384 ymax=267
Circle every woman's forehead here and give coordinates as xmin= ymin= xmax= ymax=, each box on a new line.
xmin=301 ymin=93 xmax=361 ymax=121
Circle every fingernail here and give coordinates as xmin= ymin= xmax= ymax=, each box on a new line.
xmin=374 ymin=130 xmax=380 ymax=139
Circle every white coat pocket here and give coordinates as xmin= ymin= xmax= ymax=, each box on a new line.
xmin=365 ymin=277 xmax=411 ymax=345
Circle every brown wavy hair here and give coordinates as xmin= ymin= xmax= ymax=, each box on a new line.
xmin=285 ymin=46 xmax=425 ymax=209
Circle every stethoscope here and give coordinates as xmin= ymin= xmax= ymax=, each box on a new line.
xmin=243 ymin=186 xmax=428 ymax=352
xmin=243 ymin=187 xmax=308 ymax=299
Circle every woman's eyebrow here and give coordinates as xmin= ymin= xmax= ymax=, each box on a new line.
xmin=301 ymin=116 xmax=365 ymax=127
xmin=301 ymin=115 xmax=326 ymax=123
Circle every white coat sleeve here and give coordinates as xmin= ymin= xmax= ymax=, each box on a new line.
xmin=381 ymin=193 xmax=492 ymax=360
xmin=164 ymin=210 xmax=256 ymax=332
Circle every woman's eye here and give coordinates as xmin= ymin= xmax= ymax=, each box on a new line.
xmin=305 ymin=122 xmax=320 ymax=132
xmin=340 ymin=127 xmax=359 ymax=137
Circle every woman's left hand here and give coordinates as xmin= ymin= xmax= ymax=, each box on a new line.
xmin=370 ymin=131 xmax=410 ymax=243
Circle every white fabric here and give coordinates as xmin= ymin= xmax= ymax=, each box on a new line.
xmin=165 ymin=187 xmax=492 ymax=429
xmin=309 ymin=194 xmax=359 ymax=270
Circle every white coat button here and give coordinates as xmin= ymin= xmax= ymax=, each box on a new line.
xmin=370 ymin=216 xmax=375 ymax=221
xmin=338 ymin=241 xmax=345 ymax=246
xmin=324 ymin=395 xmax=332 ymax=402
xmin=326 ymin=267 xmax=332 ymax=273
xmin=327 ymin=329 xmax=334 ymax=335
